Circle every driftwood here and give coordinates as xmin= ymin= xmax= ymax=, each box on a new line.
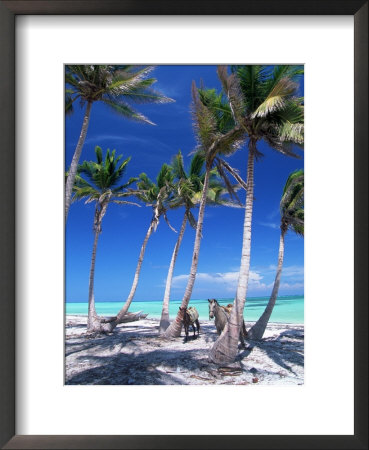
xmin=100 ymin=311 xmax=147 ymax=324
xmin=218 ymin=366 xmax=243 ymax=376
xmin=190 ymin=374 xmax=213 ymax=382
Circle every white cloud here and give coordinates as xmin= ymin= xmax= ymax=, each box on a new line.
xmin=268 ymin=265 xmax=304 ymax=278
xmin=278 ymin=282 xmax=304 ymax=290
xmin=171 ymin=270 xmax=267 ymax=292
xmin=169 ymin=265 xmax=304 ymax=295
xmin=259 ymin=221 xmax=279 ymax=230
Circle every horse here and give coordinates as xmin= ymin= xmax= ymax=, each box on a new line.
xmin=179 ymin=306 xmax=200 ymax=342
xmin=208 ymin=299 xmax=248 ymax=346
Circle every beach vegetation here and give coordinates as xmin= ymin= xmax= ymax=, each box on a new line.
xmin=209 ymin=65 xmax=304 ymax=364
xmin=66 ymin=65 xmax=304 ymax=379
xmin=65 ymin=65 xmax=173 ymax=219
xmin=247 ymin=169 xmax=304 ymax=339
xmin=71 ymin=145 xmax=138 ymax=332
xmin=159 ymin=151 xmax=241 ymax=334
xmin=99 ymin=163 xmax=176 ymax=333
xmin=163 ymin=81 xmax=244 ymax=339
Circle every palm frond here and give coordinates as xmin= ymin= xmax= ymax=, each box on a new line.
xmin=171 ymin=150 xmax=187 ymax=180
xmin=251 ymin=77 xmax=298 ymax=118
xmin=102 ymin=98 xmax=155 ymax=125
xmin=263 ymin=65 xmax=304 ymax=98
xmin=189 ymin=151 xmax=206 ymax=178
xmin=186 ymin=209 xmax=197 ymax=229
xmin=112 ymin=200 xmax=141 ymax=207
xmin=73 ymin=147 xmax=138 ymax=214
xmin=280 ymin=169 xmax=304 ymax=236
xmin=110 ymin=85 xmax=174 ymax=104
xmin=215 ymin=157 xmax=248 ymax=191
xmin=191 ymin=81 xmax=218 ymax=151
xmin=65 ymin=65 xmax=171 ymax=124
xmin=278 ymin=122 xmax=304 ymax=145
xmin=156 ymin=163 xmax=174 ymax=189
xmin=217 ymin=65 xmax=245 ymax=124
xmin=214 ymin=159 xmax=242 ymax=205
xmin=65 ymin=92 xmax=78 ymax=116
xmin=198 ymin=87 xmax=235 ymax=134
xmin=231 ymin=65 xmax=268 ymax=113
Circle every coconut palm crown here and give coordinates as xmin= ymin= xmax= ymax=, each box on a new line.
xmin=65 ymin=65 xmax=174 ymax=219
xmin=134 ymin=163 xmax=175 ymax=231
xmin=169 ymin=150 xmax=239 ymax=227
xmin=280 ymin=168 xmax=304 ymax=235
xmin=66 ymin=65 xmax=173 ymax=123
xmin=219 ymin=65 xmax=304 ymax=155
xmin=73 ymin=146 xmax=138 ymax=208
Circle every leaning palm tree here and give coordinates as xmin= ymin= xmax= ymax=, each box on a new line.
xmin=100 ymin=164 xmax=175 ymax=333
xmin=247 ymin=169 xmax=304 ymax=340
xmin=163 ymin=82 xmax=244 ymax=339
xmin=65 ymin=65 xmax=173 ymax=219
xmin=71 ymin=146 xmax=138 ymax=332
xmin=210 ymin=65 xmax=304 ymax=364
xmin=159 ymin=150 xmax=239 ymax=333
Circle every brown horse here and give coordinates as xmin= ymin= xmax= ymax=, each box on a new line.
xmin=179 ymin=306 xmax=200 ymax=342
xmin=222 ymin=303 xmax=233 ymax=314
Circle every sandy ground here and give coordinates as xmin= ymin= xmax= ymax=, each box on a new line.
xmin=65 ymin=315 xmax=304 ymax=385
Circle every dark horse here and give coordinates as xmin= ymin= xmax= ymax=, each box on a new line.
xmin=208 ymin=299 xmax=247 ymax=347
xmin=179 ymin=306 xmax=200 ymax=342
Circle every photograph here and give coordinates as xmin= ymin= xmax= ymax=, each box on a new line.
xmin=1 ymin=0 xmax=367 ymax=446
xmin=65 ymin=64 xmax=304 ymax=386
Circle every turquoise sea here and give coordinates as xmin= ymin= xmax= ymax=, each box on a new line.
xmin=66 ymin=295 xmax=304 ymax=324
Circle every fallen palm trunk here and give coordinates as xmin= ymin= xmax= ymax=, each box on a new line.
xmin=100 ymin=311 xmax=147 ymax=324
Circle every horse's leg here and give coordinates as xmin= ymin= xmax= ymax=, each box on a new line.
xmin=196 ymin=319 xmax=200 ymax=335
xmin=192 ymin=323 xmax=196 ymax=336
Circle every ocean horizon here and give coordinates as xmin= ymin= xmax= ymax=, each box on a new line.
xmin=66 ymin=295 xmax=304 ymax=324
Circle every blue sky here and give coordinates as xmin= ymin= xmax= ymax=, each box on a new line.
xmin=66 ymin=65 xmax=304 ymax=303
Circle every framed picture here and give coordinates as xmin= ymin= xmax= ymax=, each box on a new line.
xmin=0 ymin=1 xmax=367 ymax=449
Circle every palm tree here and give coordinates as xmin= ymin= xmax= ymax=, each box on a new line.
xmin=210 ymin=65 xmax=304 ymax=364
xmin=100 ymin=164 xmax=175 ymax=333
xmin=163 ymin=82 xmax=244 ymax=339
xmin=65 ymin=65 xmax=173 ymax=219
xmin=71 ymin=146 xmax=138 ymax=332
xmin=247 ymin=169 xmax=304 ymax=340
xmin=159 ymin=150 xmax=238 ymax=333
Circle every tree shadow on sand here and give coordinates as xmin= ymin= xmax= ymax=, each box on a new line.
xmin=243 ymin=329 xmax=304 ymax=375
xmin=66 ymin=347 xmax=211 ymax=385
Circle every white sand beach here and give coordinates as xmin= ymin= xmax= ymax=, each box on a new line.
xmin=65 ymin=315 xmax=304 ymax=385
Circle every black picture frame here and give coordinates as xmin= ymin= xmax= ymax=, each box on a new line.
xmin=0 ymin=1 xmax=367 ymax=449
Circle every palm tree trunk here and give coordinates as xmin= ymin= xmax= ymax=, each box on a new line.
xmin=87 ymin=227 xmax=101 ymax=331
xmin=209 ymin=142 xmax=255 ymax=364
xmin=163 ymin=168 xmax=211 ymax=339
xmin=102 ymin=221 xmax=155 ymax=332
xmin=159 ymin=212 xmax=188 ymax=334
xmin=247 ymin=229 xmax=286 ymax=339
xmin=65 ymin=100 xmax=92 ymax=220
